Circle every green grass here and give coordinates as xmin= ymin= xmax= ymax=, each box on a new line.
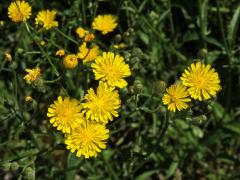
xmin=0 ymin=0 xmax=240 ymax=179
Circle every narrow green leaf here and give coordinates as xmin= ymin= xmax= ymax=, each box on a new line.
xmin=228 ymin=6 xmax=240 ymax=47
xmin=224 ymin=122 xmax=240 ymax=135
xmin=135 ymin=170 xmax=157 ymax=180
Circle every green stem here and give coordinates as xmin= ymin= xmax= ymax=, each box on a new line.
xmin=55 ymin=28 xmax=78 ymax=45
xmin=103 ymin=156 xmax=119 ymax=180
xmin=82 ymin=0 xmax=86 ymax=25
xmin=44 ymin=77 xmax=61 ymax=84
xmin=198 ymin=0 xmax=207 ymax=48
xmin=168 ymin=0 xmax=175 ymax=42
xmin=216 ymin=2 xmax=232 ymax=112
xmin=151 ymin=111 xmax=169 ymax=154
xmin=24 ymin=23 xmax=60 ymax=77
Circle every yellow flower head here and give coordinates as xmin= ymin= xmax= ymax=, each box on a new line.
xmin=92 ymin=14 xmax=117 ymax=35
xmin=55 ymin=49 xmax=65 ymax=57
xmin=5 ymin=52 xmax=12 ymax=62
xmin=84 ymin=33 xmax=95 ymax=42
xmin=82 ymin=81 xmax=121 ymax=123
xmin=63 ymin=54 xmax=78 ymax=69
xmin=35 ymin=10 xmax=58 ymax=30
xmin=76 ymin=27 xmax=88 ymax=38
xmin=91 ymin=52 xmax=131 ymax=88
xmin=77 ymin=42 xmax=99 ymax=64
xmin=162 ymin=84 xmax=191 ymax=112
xmin=47 ymin=96 xmax=84 ymax=133
xmin=8 ymin=1 xmax=32 ymax=22
xmin=65 ymin=122 xmax=109 ymax=158
xmin=23 ymin=67 xmax=41 ymax=84
xmin=180 ymin=61 xmax=221 ymax=101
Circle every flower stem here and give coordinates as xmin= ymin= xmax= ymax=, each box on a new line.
xmin=24 ymin=23 xmax=60 ymax=77
xmin=55 ymin=28 xmax=78 ymax=45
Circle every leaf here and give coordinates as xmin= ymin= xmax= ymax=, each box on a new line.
xmin=228 ymin=6 xmax=240 ymax=47
xmin=135 ymin=170 xmax=158 ymax=180
xmin=137 ymin=31 xmax=149 ymax=45
xmin=224 ymin=122 xmax=240 ymax=135
xmin=213 ymin=102 xmax=224 ymax=119
xmin=166 ymin=161 xmax=178 ymax=178
xmin=205 ymin=37 xmax=223 ymax=49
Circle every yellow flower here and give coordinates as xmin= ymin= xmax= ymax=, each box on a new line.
xmin=65 ymin=121 xmax=109 ymax=158
xmin=35 ymin=10 xmax=58 ymax=30
xmin=162 ymin=84 xmax=191 ymax=112
xmin=8 ymin=1 xmax=32 ymax=22
xmin=180 ymin=61 xmax=221 ymax=101
xmin=5 ymin=52 xmax=12 ymax=62
xmin=24 ymin=67 xmax=41 ymax=84
xmin=76 ymin=27 xmax=88 ymax=38
xmin=47 ymin=96 xmax=84 ymax=133
xmin=92 ymin=14 xmax=117 ymax=35
xmin=55 ymin=49 xmax=65 ymax=57
xmin=63 ymin=54 xmax=78 ymax=69
xmin=82 ymin=81 xmax=121 ymax=123
xmin=91 ymin=52 xmax=131 ymax=88
xmin=77 ymin=42 xmax=99 ymax=64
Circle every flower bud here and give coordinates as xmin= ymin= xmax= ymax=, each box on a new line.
xmin=11 ymin=162 xmax=19 ymax=171
xmin=159 ymin=80 xmax=167 ymax=93
xmin=133 ymin=80 xmax=143 ymax=94
xmin=197 ymin=48 xmax=208 ymax=58
xmin=25 ymin=167 xmax=35 ymax=180
xmin=114 ymin=34 xmax=122 ymax=43
xmin=2 ymin=162 xmax=11 ymax=171
xmin=192 ymin=115 xmax=207 ymax=123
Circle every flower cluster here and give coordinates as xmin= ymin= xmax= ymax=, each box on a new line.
xmin=47 ymin=78 xmax=130 ymax=158
xmin=7 ymin=1 xmax=131 ymax=158
xmin=47 ymin=48 xmax=131 ymax=158
xmin=162 ymin=61 xmax=221 ymax=112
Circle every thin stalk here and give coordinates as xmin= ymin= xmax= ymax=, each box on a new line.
xmin=198 ymin=0 xmax=207 ymax=48
xmin=81 ymin=0 xmax=86 ymax=25
xmin=103 ymin=157 xmax=119 ymax=180
xmin=217 ymin=2 xmax=232 ymax=112
xmin=44 ymin=77 xmax=61 ymax=84
xmin=151 ymin=111 xmax=169 ymax=154
xmin=55 ymin=28 xmax=78 ymax=45
xmin=24 ymin=23 xmax=60 ymax=77
xmin=168 ymin=0 xmax=175 ymax=43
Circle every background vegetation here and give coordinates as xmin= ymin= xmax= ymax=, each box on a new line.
xmin=0 ymin=0 xmax=240 ymax=179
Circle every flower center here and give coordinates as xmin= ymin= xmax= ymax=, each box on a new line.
xmin=57 ymin=105 xmax=73 ymax=119
xmin=82 ymin=129 xmax=95 ymax=143
xmin=193 ymin=76 xmax=206 ymax=88
xmin=170 ymin=95 xmax=178 ymax=103
xmin=103 ymin=66 xmax=120 ymax=80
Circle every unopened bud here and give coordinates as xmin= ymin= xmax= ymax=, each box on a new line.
xmin=2 ymin=162 xmax=11 ymax=171
xmin=192 ymin=115 xmax=207 ymax=123
xmin=25 ymin=167 xmax=35 ymax=180
xmin=25 ymin=96 xmax=33 ymax=103
xmin=114 ymin=34 xmax=122 ymax=42
xmin=197 ymin=48 xmax=208 ymax=58
xmin=133 ymin=80 xmax=143 ymax=94
xmin=159 ymin=80 xmax=167 ymax=93
xmin=40 ymin=40 xmax=46 ymax=46
xmin=5 ymin=52 xmax=12 ymax=62
xmin=11 ymin=162 xmax=19 ymax=171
